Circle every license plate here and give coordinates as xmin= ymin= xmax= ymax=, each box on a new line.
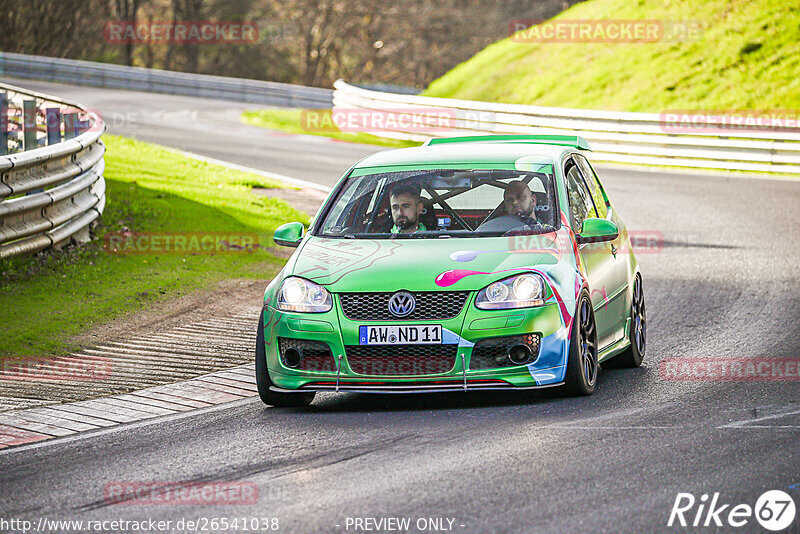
xmin=359 ymin=325 xmax=443 ymax=345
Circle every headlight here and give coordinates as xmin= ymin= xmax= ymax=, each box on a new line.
xmin=475 ymin=274 xmax=546 ymax=310
xmin=277 ymin=277 xmax=332 ymax=313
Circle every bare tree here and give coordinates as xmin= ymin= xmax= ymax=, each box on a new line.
xmin=112 ymin=0 xmax=144 ymax=65
xmin=0 ymin=0 xmax=110 ymax=59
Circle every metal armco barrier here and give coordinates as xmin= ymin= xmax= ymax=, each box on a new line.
xmin=0 ymin=52 xmax=333 ymax=108
xmin=0 ymin=82 xmax=106 ymax=258
xmin=333 ymin=80 xmax=800 ymax=175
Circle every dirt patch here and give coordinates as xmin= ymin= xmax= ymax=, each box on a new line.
xmin=67 ymin=277 xmax=270 ymax=350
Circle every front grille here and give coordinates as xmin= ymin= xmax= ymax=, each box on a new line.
xmin=470 ymin=334 xmax=541 ymax=370
xmin=344 ymin=345 xmax=459 ymax=376
xmin=339 ymin=291 xmax=470 ymax=321
xmin=278 ymin=337 xmax=336 ymax=372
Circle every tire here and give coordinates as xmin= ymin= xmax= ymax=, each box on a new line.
xmin=562 ymin=292 xmax=598 ymax=396
xmin=255 ymin=311 xmax=315 ymax=407
xmin=602 ymin=274 xmax=646 ymax=369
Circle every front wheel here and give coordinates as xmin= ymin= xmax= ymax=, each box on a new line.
xmin=602 ymin=274 xmax=646 ymax=369
xmin=562 ymin=292 xmax=598 ymax=396
xmin=255 ymin=310 xmax=315 ymax=407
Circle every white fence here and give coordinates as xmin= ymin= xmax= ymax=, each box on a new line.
xmin=333 ymin=80 xmax=800 ymax=175
xmin=0 ymin=82 xmax=106 ymax=258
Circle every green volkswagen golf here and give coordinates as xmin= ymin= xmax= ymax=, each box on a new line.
xmin=256 ymin=135 xmax=646 ymax=406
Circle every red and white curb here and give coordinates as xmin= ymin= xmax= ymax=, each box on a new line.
xmin=0 ymin=363 xmax=258 ymax=450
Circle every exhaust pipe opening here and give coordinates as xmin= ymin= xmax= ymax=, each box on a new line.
xmin=508 ymin=344 xmax=533 ymax=366
xmin=284 ymin=348 xmax=303 ymax=368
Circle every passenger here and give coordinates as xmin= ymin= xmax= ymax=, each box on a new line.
xmin=390 ymin=182 xmax=428 ymax=234
xmin=503 ymin=180 xmax=542 ymax=228
xmin=475 ymin=179 xmax=545 ymax=233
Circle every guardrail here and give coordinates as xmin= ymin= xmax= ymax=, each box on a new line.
xmin=333 ymin=80 xmax=800 ymax=175
xmin=0 ymin=82 xmax=106 ymax=258
xmin=0 ymin=52 xmax=333 ymax=109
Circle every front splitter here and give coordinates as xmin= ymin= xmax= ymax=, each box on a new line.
xmin=270 ymin=381 xmax=564 ymax=394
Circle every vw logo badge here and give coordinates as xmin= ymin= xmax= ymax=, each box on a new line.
xmin=388 ymin=291 xmax=416 ymax=318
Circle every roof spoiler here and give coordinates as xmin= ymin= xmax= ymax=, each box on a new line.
xmin=424 ymin=134 xmax=591 ymax=151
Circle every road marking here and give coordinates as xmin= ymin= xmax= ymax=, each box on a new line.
xmin=718 ymin=407 xmax=800 ymax=428
xmin=533 ymin=425 xmax=680 ymax=430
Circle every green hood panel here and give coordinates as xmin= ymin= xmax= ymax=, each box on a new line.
xmin=291 ymin=235 xmax=562 ymax=292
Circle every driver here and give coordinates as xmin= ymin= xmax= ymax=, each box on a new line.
xmin=390 ymin=182 xmax=427 ymax=234
xmin=503 ymin=180 xmax=543 ymax=228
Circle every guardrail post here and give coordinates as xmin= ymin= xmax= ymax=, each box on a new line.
xmin=46 ymin=108 xmax=62 ymax=145
xmin=0 ymin=92 xmax=7 ymax=155
xmin=23 ymin=99 xmax=37 ymax=151
xmin=64 ymin=112 xmax=78 ymax=139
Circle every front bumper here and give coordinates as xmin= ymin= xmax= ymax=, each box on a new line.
xmin=262 ymin=294 xmax=570 ymax=393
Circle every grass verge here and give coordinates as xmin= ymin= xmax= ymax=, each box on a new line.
xmin=0 ymin=135 xmax=305 ymax=358
xmin=241 ymin=108 xmax=422 ymax=148
xmin=424 ymin=0 xmax=800 ymax=111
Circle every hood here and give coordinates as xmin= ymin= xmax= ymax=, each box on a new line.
xmin=291 ymin=233 xmax=568 ymax=292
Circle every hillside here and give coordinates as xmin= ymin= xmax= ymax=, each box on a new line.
xmin=423 ymin=0 xmax=800 ymax=111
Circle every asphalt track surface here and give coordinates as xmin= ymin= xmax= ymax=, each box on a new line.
xmin=1 ymin=79 xmax=799 ymax=533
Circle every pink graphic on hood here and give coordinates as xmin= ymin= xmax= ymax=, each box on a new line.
xmin=435 ymin=269 xmax=489 ymax=287
xmin=434 ymin=267 xmax=532 ymax=287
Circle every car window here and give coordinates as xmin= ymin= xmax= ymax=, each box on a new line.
xmin=316 ymin=167 xmax=559 ymax=238
xmin=564 ymin=159 xmax=597 ymax=231
xmin=443 ymin=182 xmax=505 ymax=209
xmin=575 ymin=155 xmax=608 ymax=219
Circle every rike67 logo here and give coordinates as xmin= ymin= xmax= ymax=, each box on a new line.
xmin=669 ymin=490 xmax=796 ymax=531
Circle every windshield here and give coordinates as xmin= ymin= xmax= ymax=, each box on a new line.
xmin=316 ymin=165 xmax=558 ymax=239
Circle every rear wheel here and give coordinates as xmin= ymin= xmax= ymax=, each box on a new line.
xmin=255 ymin=311 xmax=315 ymax=407
xmin=602 ymin=274 xmax=646 ymax=369
xmin=562 ymin=293 xmax=598 ymax=396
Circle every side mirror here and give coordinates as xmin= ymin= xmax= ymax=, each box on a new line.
xmin=577 ymin=218 xmax=619 ymax=244
xmin=273 ymin=222 xmax=305 ymax=247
